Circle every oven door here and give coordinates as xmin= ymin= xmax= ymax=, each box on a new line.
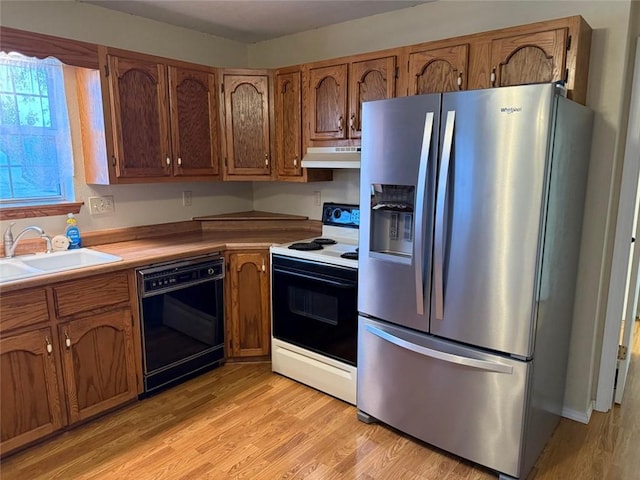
xmin=271 ymin=254 xmax=358 ymax=365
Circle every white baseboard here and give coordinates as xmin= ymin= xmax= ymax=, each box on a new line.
xmin=561 ymin=400 xmax=594 ymax=424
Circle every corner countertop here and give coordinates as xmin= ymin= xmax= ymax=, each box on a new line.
xmin=0 ymin=227 xmax=317 ymax=293
xmin=193 ymin=211 xmax=309 ymax=222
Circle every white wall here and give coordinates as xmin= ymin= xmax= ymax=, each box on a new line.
xmin=248 ymin=0 xmax=634 ymax=419
xmin=1 ymin=0 xmax=247 ymax=66
xmin=0 ymin=0 xmax=254 ymax=238
xmin=253 ymin=170 xmax=360 ymax=220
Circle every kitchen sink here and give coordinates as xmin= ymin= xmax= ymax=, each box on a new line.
xmin=0 ymin=260 xmax=42 ymax=283
xmin=0 ymin=248 xmax=123 ymax=284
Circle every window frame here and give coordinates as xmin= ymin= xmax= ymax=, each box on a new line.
xmin=0 ymin=26 xmax=99 ymax=220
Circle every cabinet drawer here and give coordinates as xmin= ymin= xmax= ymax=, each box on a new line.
xmin=0 ymin=288 xmax=50 ymax=334
xmin=53 ymin=272 xmax=130 ymax=318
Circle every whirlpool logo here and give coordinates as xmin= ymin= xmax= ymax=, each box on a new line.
xmin=500 ymin=106 xmax=522 ymax=114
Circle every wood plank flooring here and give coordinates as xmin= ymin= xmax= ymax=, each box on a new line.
xmin=2 ymin=323 xmax=639 ymax=480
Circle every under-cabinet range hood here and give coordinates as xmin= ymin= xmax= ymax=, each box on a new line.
xmin=301 ymin=147 xmax=361 ymax=169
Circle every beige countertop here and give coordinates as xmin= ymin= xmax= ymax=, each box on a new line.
xmin=0 ymin=227 xmax=316 ymax=293
xmin=193 ymin=211 xmax=309 ymax=222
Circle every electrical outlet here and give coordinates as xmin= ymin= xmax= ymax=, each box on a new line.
xmin=88 ymin=195 xmax=115 ymax=215
xmin=182 ymin=191 xmax=192 ymax=207
xmin=313 ymin=191 xmax=321 ymax=206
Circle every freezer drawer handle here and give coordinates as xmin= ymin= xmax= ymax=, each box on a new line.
xmin=414 ymin=111 xmax=434 ymax=315
xmin=365 ymin=324 xmax=513 ymax=374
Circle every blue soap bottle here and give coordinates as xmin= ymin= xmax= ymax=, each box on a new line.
xmin=65 ymin=213 xmax=82 ymax=249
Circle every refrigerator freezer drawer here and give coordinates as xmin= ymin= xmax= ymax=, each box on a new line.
xmin=357 ymin=316 xmax=531 ymax=478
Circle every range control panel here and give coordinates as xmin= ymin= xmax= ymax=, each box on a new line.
xmin=322 ymin=203 xmax=360 ymax=229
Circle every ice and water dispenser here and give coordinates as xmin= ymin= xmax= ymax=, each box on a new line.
xmin=369 ymin=184 xmax=415 ymax=262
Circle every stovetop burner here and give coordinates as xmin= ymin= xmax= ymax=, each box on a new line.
xmin=288 ymin=242 xmax=323 ymax=251
xmin=272 ymin=203 xmax=359 ymax=268
xmin=313 ymin=238 xmax=337 ymax=245
xmin=340 ymin=251 xmax=358 ymax=260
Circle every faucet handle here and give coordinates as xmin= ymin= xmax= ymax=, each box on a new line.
xmin=3 ymin=222 xmax=15 ymax=243
xmin=41 ymin=234 xmax=53 ymax=254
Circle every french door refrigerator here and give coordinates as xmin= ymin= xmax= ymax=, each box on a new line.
xmin=357 ymin=83 xmax=593 ymax=480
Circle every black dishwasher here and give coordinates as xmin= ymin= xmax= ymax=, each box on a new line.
xmin=136 ymin=254 xmax=225 ymax=395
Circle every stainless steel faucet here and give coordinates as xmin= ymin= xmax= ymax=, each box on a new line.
xmin=3 ymin=222 xmax=53 ymax=258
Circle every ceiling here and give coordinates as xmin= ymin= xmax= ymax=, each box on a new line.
xmin=81 ymin=1 xmax=431 ymax=44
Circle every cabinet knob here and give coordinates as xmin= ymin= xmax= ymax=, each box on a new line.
xmin=490 ymin=67 xmax=496 ymax=87
xmin=166 ymin=156 xmax=171 ymax=166
xmin=293 ymin=157 xmax=298 ymax=167
xmin=177 ymin=157 xmax=182 ymax=167
xmin=338 ymin=116 xmax=344 ymax=132
xmin=457 ymin=71 xmax=463 ymax=89
xmin=350 ymin=114 xmax=356 ymax=131
xmin=262 ymin=259 xmax=266 ymax=272
xmin=265 ymin=153 xmax=269 ymax=167
xmin=45 ymin=336 xmax=53 ymax=354
xmin=64 ymin=331 xmax=71 ymax=349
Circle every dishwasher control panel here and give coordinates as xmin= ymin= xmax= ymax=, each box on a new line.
xmin=137 ymin=255 xmax=224 ymax=296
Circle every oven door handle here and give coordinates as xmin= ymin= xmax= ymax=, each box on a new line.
xmin=273 ymin=267 xmax=356 ymax=289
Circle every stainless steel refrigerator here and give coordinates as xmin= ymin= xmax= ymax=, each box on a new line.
xmin=357 ymin=83 xmax=593 ymax=480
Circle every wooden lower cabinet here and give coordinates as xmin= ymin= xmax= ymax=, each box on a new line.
xmin=226 ymin=250 xmax=271 ymax=359
xmin=59 ymin=308 xmax=138 ymax=424
xmin=0 ymin=272 xmax=140 ymax=456
xmin=0 ymin=327 xmax=64 ymax=456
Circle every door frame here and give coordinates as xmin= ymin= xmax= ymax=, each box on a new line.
xmin=615 ymin=190 xmax=640 ymax=404
xmin=596 ymin=37 xmax=640 ymax=412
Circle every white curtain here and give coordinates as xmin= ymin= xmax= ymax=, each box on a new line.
xmin=0 ymin=51 xmax=74 ymax=202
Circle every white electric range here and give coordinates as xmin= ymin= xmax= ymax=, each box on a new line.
xmin=270 ymin=203 xmax=359 ymax=404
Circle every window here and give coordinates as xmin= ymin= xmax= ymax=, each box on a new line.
xmin=0 ymin=52 xmax=74 ymax=207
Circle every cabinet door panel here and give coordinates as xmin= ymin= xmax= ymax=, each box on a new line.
xmin=169 ymin=66 xmax=220 ymax=177
xmin=490 ymin=28 xmax=568 ymax=87
xmin=107 ymin=55 xmax=171 ymax=178
xmin=223 ymin=75 xmax=271 ymax=176
xmin=275 ymin=71 xmax=302 ymax=177
xmin=60 ymin=309 xmax=137 ymax=424
xmin=1 ymin=328 xmax=64 ymax=455
xmin=228 ymin=252 xmax=270 ymax=358
xmin=409 ymin=44 xmax=469 ymax=95
xmin=309 ymin=64 xmax=348 ymax=140
xmin=349 ymin=56 xmax=396 ymax=138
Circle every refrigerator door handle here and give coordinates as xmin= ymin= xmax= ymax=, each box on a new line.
xmin=434 ymin=110 xmax=456 ymax=321
xmin=414 ymin=111 xmax=434 ymax=316
xmin=365 ymin=324 xmax=514 ymax=374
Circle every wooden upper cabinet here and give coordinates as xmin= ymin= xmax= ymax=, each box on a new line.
xmin=275 ymin=70 xmax=302 ymax=177
xmin=489 ymin=28 xmax=568 ymax=89
xmin=169 ymin=66 xmax=220 ymax=177
xmin=408 ymin=44 xmax=469 ymax=95
xmin=309 ymin=64 xmax=348 ymax=141
xmin=107 ymin=54 xmax=171 ymax=179
xmin=307 ymin=56 xmax=397 ymax=143
xmin=0 ymin=327 xmax=64 ymax=455
xmin=222 ymin=73 xmax=272 ymax=178
xmin=98 ymin=49 xmax=221 ymax=183
xmin=349 ymin=56 xmax=396 ymax=138
xmin=59 ymin=308 xmax=137 ymax=424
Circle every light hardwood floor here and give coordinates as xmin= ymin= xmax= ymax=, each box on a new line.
xmin=2 ymin=323 xmax=639 ymax=480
